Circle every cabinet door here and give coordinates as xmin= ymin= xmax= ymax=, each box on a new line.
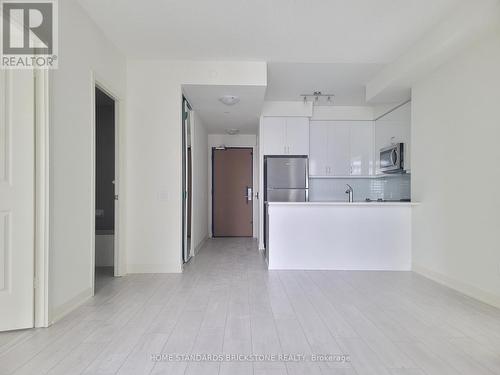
xmin=350 ymin=122 xmax=373 ymax=176
xmin=262 ymin=117 xmax=286 ymax=155
xmin=328 ymin=123 xmax=351 ymax=176
xmin=285 ymin=117 xmax=309 ymax=155
xmin=309 ymin=122 xmax=328 ymax=176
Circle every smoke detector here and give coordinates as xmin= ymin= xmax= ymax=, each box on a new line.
xmin=219 ymin=95 xmax=240 ymax=105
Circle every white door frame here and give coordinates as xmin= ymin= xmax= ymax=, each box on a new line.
xmin=90 ymin=71 xmax=123 ymax=297
xmin=207 ymin=138 xmax=259 ymax=239
xmin=34 ymin=69 xmax=50 ymax=328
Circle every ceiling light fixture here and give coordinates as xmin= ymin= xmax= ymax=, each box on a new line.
xmin=225 ymin=128 xmax=240 ymax=135
xmin=219 ymin=95 xmax=240 ymax=105
xmin=301 ymin=91 xmax=335 ymax=106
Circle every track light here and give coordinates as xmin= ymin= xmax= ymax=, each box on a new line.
xmin=300 ymin=92 xmax=335 ymax=106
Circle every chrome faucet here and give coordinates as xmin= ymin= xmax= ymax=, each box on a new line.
xmin=345 ymin=184 xmax=354 ymax=203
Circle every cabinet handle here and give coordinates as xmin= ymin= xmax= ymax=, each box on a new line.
xmin=284 ymin=145 xmax=286 ymax=154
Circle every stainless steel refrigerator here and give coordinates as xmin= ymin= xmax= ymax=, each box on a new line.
xmin=264 ymin=156 xmax=308 ymax=250
xmin=264 ymin=156 xmax=309 ymax=202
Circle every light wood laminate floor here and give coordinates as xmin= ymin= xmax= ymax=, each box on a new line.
xmin=2 ymin=238 xmax=500 ymax=374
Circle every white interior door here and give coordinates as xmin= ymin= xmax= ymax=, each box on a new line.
xmin=0 ymin=70 xmax=35 ymax=331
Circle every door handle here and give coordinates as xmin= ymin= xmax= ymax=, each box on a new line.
xmin=390 ymin=149 xmax=398 ymax=166
xmin=245 ymin=186 xmax=253 ymax=203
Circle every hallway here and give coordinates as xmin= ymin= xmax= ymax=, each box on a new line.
xmin=1 ymin=238 xmax=500 ymax=374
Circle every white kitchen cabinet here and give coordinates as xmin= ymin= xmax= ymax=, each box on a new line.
xmin=285 ymin=117 xmax=309 ymax=155
xmin=262 ymin=117 xmax=309 ymax=155
xmin=309 ymin=121 xmax=373 ymax=176
xmin=262 ymin=117 xmax=286 ymax=155
xmin=350 ymin=123 xmax=374 ymax=176
xmin=328 ymin=123 xmax=351 ymax=176
xmin=309 ymin=123 xmax=328 ymax=176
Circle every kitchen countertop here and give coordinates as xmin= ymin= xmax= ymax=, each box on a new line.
xmin=267 ymin=201 xmax=419 ymax=207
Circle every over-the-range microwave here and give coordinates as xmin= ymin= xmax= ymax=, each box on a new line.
xmin=380 ymin=143 xmax=405 ymax=173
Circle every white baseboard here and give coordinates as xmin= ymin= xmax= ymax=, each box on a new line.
xmin=50 ymin=287 xmax=93 ymax=324
xmin=193 ymin=236 xmax=209 ymax=256
xmin=127 ymin=264 xmax=182 ymax=273
xmin=413 ymin=263 xmax=500 ymax=309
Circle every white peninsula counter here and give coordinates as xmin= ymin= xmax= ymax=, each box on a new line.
xmin=266 ymin=201 xmax=417 ymax=270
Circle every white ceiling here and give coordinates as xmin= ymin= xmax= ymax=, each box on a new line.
xmin=78 ymin=0 xmax=467 ymax=116
xmin=78 ymin=0 xmax=464 ymax=63
xmin=182 ymin=85 xmax=266 ymax=134
xmin=266 ymin=63 xmax=384 ymax=105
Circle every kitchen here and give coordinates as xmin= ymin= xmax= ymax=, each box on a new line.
xmin=260 ymin=100 xmax=416 ymax=270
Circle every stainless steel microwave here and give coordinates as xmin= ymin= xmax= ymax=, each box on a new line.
xmin=380 ymin=143 xmax=404 ymax=173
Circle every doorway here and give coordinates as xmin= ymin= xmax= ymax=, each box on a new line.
xmin=182 ymin=97 xmax=193 ymax=263
xmin=212 ymin=147 xmax=253 ymax=237
xmin=94 ymin=87 xmax=116 ymax=293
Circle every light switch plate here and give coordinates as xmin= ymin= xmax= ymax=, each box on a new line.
xmin=157 ymin=190 xmax=169 ymax=202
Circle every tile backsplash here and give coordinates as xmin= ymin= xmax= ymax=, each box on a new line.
xmin=309 ymin=174 xmax=411 ymax=202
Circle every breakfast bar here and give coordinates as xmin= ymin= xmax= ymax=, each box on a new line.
xmin=266 ymin=201 xmax=417 ymax=270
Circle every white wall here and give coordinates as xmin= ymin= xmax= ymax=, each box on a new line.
xmin=412 ymin=27 xmax=500 ymax=308
xmin=262 ymin=101 xmax=313 ymax=117
xmin=207 ymin=134 xmax=259 ymax=239
xmin=366 ymin=0 xmax=500 ymax=103
xmin=312 ymin=106 xmax=374 ymax=121
xmin=49 ymin=1 xmax=126 ymax=320
xmin=125 ymin=61 xmax=266 ymax=273
xmin=191 ymin=112 xmax=209 ymax=254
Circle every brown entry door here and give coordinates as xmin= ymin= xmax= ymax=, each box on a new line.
xmin=213 ymin=148 xmax=253 ymax=237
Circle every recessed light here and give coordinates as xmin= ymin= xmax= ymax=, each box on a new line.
xmin=219 ymin=95 xmax=240 ymax=105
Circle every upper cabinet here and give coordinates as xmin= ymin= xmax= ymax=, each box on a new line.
xmin=309 ymin=123 xmax=328 ymax=176
xmin=285 ymin=117 xmax=310 ymax=155
xmin=262 ymin=117 xmax=286 ymax=155
xmin=309 ymin=121 xmax=373 ymax=177
xmin=350 ymin=123 xmax=373 ymax=176
xmin=375 ymin=102 xmax=411 ymax=173
xmin=328 ymin=123 xmax=351 ymax=176
xmin=262 ymin=117 xmax=309 ymax=155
